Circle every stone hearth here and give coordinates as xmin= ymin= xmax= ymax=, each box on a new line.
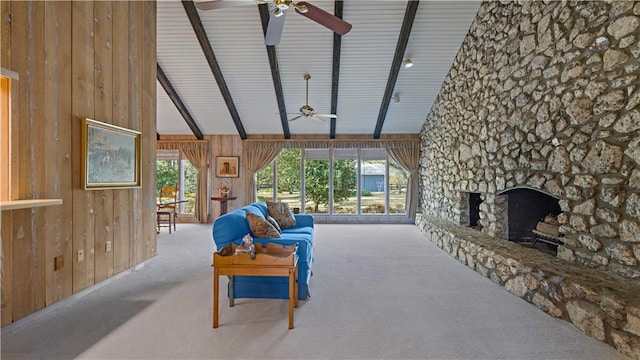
xmin=416 ymin=216 xmax=640 ymax=358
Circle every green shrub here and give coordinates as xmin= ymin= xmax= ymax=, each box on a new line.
xmin=361 ymin=190 xmax=372 ymax=196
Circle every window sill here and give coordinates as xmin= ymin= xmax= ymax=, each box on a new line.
xmin=0 ymin=199 xmax=63 ymax=211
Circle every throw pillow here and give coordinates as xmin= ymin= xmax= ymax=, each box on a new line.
xmin=267 ymin=201 xmax=296 ymax=229
xmin=266 ymin=215 xmax=282 ymax=233
xmin=246 ymin=212 xmax=281 ymax=238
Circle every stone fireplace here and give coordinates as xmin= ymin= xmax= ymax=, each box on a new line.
xmin=496 ymin=186 xmax=561 ymax=244
xmin=416 ymin=1 xmax=640 ymax=357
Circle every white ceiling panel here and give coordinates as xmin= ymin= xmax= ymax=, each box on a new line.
xmin=156 ymin=0 xmax=481 ymax=138
xmin=384 ymin=1 xmax=481 ymax=134
xmin=198 ymin=4 xmax=283 ymax=135
xmin=156 ymin=81 xmax=194 ymax=134
xmin=336 ymin=1 xmax=408 ymax=134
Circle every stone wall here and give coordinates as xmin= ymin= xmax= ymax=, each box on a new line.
xmin=418 ymin=1 xmax=640 ymax=280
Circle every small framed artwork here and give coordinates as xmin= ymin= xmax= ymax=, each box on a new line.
xmin=81 ymin=118 xmax=141 ymax=190
xmin=216 ymin=156 xmax=239 ymax=178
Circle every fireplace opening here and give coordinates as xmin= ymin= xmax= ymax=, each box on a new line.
xmin=498 ymin=187 xmax=561 ymax=253
xmin=469 ymin=192 xmax=482 ymax=229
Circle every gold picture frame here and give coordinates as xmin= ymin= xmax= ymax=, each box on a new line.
xmin=216 ymin=156 xmax=239 ymax=178
xmin=81 ymin=118 xmax=141 ymax=190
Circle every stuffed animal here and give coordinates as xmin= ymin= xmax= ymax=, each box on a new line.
xmin=234 ymin=233 xmax=256 ymax=259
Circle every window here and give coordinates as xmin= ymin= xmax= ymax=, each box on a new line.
xmin=256 ymin=147 xmax=410 ymax=217
xmin=156 ymin=149 xmax=197 ymax=215
xmin=389 ymin=156 xmax=408 ymax=214
xmin=304 ymin=149 xmax=329 ymax=214
xmin=333 ymin=149 xmax=358 ymax=214
xmin=360 ymin=149 xmax=387 ymax=214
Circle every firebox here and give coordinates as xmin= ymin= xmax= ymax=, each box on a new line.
xmin=498 ymin=187 xmax=561 ymax=243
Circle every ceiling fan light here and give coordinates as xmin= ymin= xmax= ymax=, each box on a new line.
xmin=403 ymin=59 xmax=414 ymax=69
xmin=296 ymin=4 xmax=308 ymax=13
xmin=273 ymin=7 xmax=284 ymax=17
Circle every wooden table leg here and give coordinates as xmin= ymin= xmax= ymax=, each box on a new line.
xmin=213 ymin=268 xmax=219 ymax=328
xmin=294 ymin=265 xmax=299 ymax=308
xmin=228 ymin=276 xmax=234 ymax=307
xmin=288 ymin=268 xmax=294 ymax=329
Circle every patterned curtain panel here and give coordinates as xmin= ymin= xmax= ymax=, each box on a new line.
xmin=243 ymin=144 xmax=281 ymax=202
xmin=386 ymin=144 xmax=420 ymax=221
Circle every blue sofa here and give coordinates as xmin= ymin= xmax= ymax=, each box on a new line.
xmin=212 ymin=202 xmax=314 ymax=301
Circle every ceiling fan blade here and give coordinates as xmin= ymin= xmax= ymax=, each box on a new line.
xmin=313 ymin=114 xmax=337 ymax=119
xmin=195 ymin=0 xmax=253 ymax=11
xmin=265 ymin=9 xmax=287 ymax=45
xmin=310 ymin=116 xmax=329 ymax=124
xmin=288 ymin=115 xmax=303 ymax=122
xmin=295 ymin=2 xmax=352 ymax=36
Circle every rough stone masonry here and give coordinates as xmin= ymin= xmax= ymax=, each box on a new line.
xmin=417 ymin=1 xmax=640 ymax=358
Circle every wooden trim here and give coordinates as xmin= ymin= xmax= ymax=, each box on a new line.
xmin=157 ymin=63 xmax=204 ymax=139
xmin=373 ymin=1 xmax=419 ymax=139
xmin=181 ymin=0 xmax=247 ymax=139
xmin=0 ymin=199 xmax=63 ymax=211
xmin=258 ymin=4 xmax=291 ymax=139
xmin=0 ymin=67 xmax=19 ymax=80
xmin=1 ymin=76 xmax=10 ymax=201
xmin=329 ymin=0 xmax=344 ymax=139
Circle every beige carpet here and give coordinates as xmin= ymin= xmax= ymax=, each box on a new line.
xmin=1 ymin=223 xmax=628 ymax=359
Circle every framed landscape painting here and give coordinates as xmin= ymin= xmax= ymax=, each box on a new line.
xmin=216 ymin=156 xmax=239 ymax=178
xmin=81 ymin=118 xmax=141 ymax=190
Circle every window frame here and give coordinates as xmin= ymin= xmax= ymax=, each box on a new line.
xmin=256 ymin=147 xmax=408 ymax=216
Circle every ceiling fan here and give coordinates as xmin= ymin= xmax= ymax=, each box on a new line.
xmin=289 ymin=74 xmax=337 ymax=123
xmin=195 ymin=0 xmax=352 ymax=46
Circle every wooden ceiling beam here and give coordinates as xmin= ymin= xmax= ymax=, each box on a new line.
xmin=329 ymin=0 xmax=344 ymax=139
xmin=157 ymin=63 xmax=204 ymax=140
xmin=258 ymin=4 xmax=291 ymax=139
xmin=182 ymin=0 xmax=247 ymax=139
xmin=373 ymin=1 xmax=419 ymax=139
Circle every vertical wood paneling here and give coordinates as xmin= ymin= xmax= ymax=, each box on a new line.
xmin=112 ymin=0 xmax=131 ymax=274
xmin=0 ymin=1 xmax=18 ymax=326
xmin=71 ymin=0 xmax=96 ymax=293
xmin=1 ymin=211 xmax=13 ymax=325
xmin=43 ymin=0 xmax=73 ymax=305
xmin=208 ymin=135 xmax=243 ymax=219
xmin=29 ymin=0 xmax=47 ymax=317
xmin=129 ymin=1 xmax=143 ymax=266
xmin=93 ymin=1 xmax=114 ymax=283
xmin=142 ymin=0 xmax=157 ymax=259
xmin=2 ymin=0 xmax=157 ymax=326
xmin=10 ymin=0 xmax=46 ymax=321
xmin=0 ymin=0 xmax=10 ymax=68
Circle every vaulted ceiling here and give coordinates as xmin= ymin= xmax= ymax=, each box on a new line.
xmin=156 ymin=0 xmax=480 ymax=139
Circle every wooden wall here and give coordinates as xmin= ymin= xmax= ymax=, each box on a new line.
xmin=0 ymin=1 xmax=157 ymax=325
xmin=207 ymin=135 xmax=244 ymax=220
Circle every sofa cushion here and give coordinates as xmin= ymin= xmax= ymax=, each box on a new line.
xmin=267 ymin=201 xmax=296 ymax=229
xmin=244 ymin=205 xmax=267 ymax=219
xmin=247 ymin=212 xmax=281 ymax=238
xmin=252 ymin=202 xmax=269 ymax=217
xmin=266 ymin=215 xmax=282 ymax=233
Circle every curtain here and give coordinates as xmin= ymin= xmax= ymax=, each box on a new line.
xmin=243 ymin=144 xmax=281 ymax=202
xmin=157 ymin=140 xmax=209 ymax=223
xmin=243 ymin=138 xmax=418 ymax=150
xmin=386 ymin=142 xmax=420 ymax=221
